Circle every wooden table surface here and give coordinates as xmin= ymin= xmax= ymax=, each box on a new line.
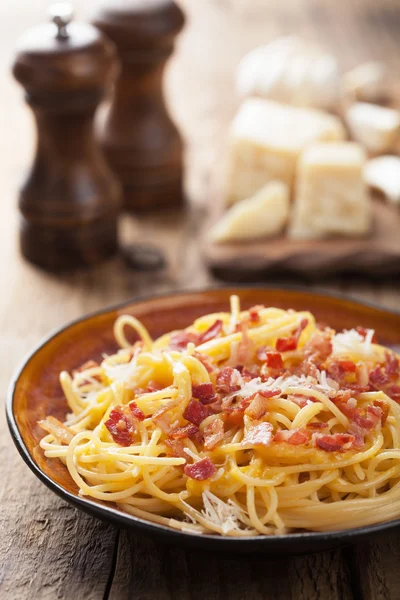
xmin=1 ymin=0 xmax=400 ymax=598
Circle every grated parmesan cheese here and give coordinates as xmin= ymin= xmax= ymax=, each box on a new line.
xmin=201 ymin=491 xmax=248 ymax=534
xmin=332 ymin=328 xmax=376 ymax=358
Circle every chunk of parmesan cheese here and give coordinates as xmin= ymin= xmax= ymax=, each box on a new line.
xmin=289 ymin=142 xmax=371 ymax=239
xmin=224 ymin=98 xmax=345 ymax=205
xmin=210 ymin=181 xmax=289 ymax=243
xmin=364 ymin=155 xmax=400 ymax=205
xmin=342 ymin=62 xmax=391 ymax=104
xmin=236 ymin=36 xmax=339 ymax=110
xmin=346 ymin=102 xmax=400 ymax=154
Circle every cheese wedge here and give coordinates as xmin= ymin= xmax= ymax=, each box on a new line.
xmin=289 ymin=142 xmax=371 ymax=239
xmin=210 ymin=181 xmax=289 ymax=243
xmin=346 ymin=102 xmax=400 ymax=154
xmin=364 ymin=155 xmax=400 ymax=205
xmin=225 ymin=98 xmax=345 ymax=205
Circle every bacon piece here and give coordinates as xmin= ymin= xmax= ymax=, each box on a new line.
xmin=183 ymin=400 xmax=208 ymax=426
xmin=307 ymin=421 xmax=329 ymax=430
xmin=169 ymin=423 xmax=200 ymax=440
xmin=276 ymin=336 xmax=297 ymax=352
xmin=165 ymin=438 xmax=186 ymax=458
xmin=204 ymin=418 xmax=224 ymax=450
xmin=249 ymin=305 xmax=263 ymax=323
xmin=222 ymin=398 xmax=251 ymax=427
xmin=199 ymin=319 xmax=223 ymax=343
xmin=129 ymin=402 xmax=145 ymax=421
xmin=266 ymin=351 xmax=283 ymax=369
xmin=193 ymin=351 xmax=214 ymax=373
xmin=151 ymin=400 xmax=179 ymax=434
xmin=105 ymin=406 xmax=140 ymax=446
xmin=314 ymin=433 xmax=355 ymax=452
xmin=274 ymin=428 xmax=311 ymax=445
xmin=38 ymin=416 xmax=74 ymax=445
xmin=235 ymin=319 xmax=254 ymax=364
xmin=184 ymin=457 xmax=216 ymax=481
xmin=385 ymin=351 xmax=400 ymax=378
xmin=369 ymin=367 xmax=389 ymax=388
xmin=216 ymin=366 xmax=241 ymax=394
xmin=373 ymin=399 xmax=389 ymax=425
xmin=387 ymin=385 xmax=400 ymax=402
xmin=242 ymin=422 xmax=273 ymax=448
xmin=288 ymin=394 xmax=315 ymax=408
xmin=192 ymin=382 xmax=217 ymax=405
xmin=245 ymin=393 xmax=269 ymax=420
xmin=169 ymin=330 xmax=200 ymax=351
xmin=294 ymin=318 xmax=309 ymax=339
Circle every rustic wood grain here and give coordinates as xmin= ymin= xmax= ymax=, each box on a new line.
xmin=1 ymin=0 xmax=400 ymax=599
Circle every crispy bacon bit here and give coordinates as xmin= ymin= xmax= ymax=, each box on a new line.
xmin=165 ymin=438 xmax=186 ymax=458
xmin=199 ymin=319 xmax=223 ymax=343
xmin=249 ymin=305 xmax=263 ymax=323
xmin=151 ymin=400 xmax=178 ymax=434
xmin=38 ymin=416 xmax=74 ymax=445
xmin=223 ymin=398 xmax=251 ymax=427
xmin=307 ymin=421 xmax=329 ymax=430
xmin=314 ymin=433 xmax=355 ymax=452
xmin=216 ymin=366 xmax=241 ymax=394
xmin=235 ymin=319 xmax=254 ymax=364
xmin=183 ymin=400 xmax=208 ymax=426
xmin=369 ymin=367 xmax=389 ymax=388
xmin=356 ymin=326 xmax=377 ymax=342
xmin=373 ymin=399 xmax=390 ymax=425
xmin=192 ymin=382 xmax=217 ymax=405
xmin=266 ymin=351 xmax=283 ymax=369
xmin=385 ymin=351 xmax=400 ymax=378
xmin=242 ymin=422 xmax=273 ymax=448
xmin=387 ymin=385 xmax=400 ymax=402
xmin=274 ymin=428 xmax=310 ymax=445
xmin=169 ymin=423 xmax=200 ymax=440
xmin=169 ymin=330 xmax=200 ymax=351
xmin=294 ymin=318 xmax=309 ymax=339
xmin=204 ymin=419 xmax=225 ymax=451
xmin=184 ymin=457 xmax=216 ymax=481
xmin=289 ymin=394 xmax=315 ymax=408
xmin=240 ymin=365 xmax=261 ymax=381
xmin=105 ymin=406 xmax=140 ymax=446
xmin=303 ymin=331 xmax=333 ymax=368
xmin=245 ymin=393 xmax=269 ymax=420
xmin=276 ymin=336 xmax=297 ymax=352
xmin=129 ymin=402 xmax=145 ymax=421
xmin=193 ymin=351 xmax=214 ymax=373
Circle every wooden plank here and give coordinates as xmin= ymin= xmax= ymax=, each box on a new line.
xmin=108 ymin=532 xmax=354 ymax=600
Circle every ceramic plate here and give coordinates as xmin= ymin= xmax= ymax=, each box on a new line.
xmin=7 ymin=286 xmax=400 ymax=553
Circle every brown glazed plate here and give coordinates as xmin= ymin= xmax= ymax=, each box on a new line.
xmin=6 ymin=286 xmax=400 ymax=553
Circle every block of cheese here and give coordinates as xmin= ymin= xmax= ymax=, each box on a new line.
xmin=346 ymin=102 xmax=400 ymax=154
xmin=289 ymin=142 xmax=371 ymax=239
xmin=224 ymin=98 xmax=345 ymax=205
xmin=210 ymin=181 xmax=289 ymax=243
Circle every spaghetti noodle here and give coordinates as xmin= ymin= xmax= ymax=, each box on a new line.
xmin=39 ymin=296 xmax=400 ymax=536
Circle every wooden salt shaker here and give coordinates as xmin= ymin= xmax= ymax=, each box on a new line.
xmin=12 ymin=3 xmax=121 ymax=270
xmin=93 ymin=0 xmax=185 ymax=211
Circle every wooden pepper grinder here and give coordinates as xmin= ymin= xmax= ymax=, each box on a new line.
xmin=93 ymin=0 xmax=185 ymax=211
xmin=12 ymin=3 xmax=122 ymax=270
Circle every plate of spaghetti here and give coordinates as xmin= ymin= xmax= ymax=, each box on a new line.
xmin=7 ymin=287 xmax=400 ymax=552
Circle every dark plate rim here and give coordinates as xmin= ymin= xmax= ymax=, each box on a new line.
xmin=6 ymin=283 xmax=400 ymax=550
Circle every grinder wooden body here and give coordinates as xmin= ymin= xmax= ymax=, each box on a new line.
xmin=94 ymin=0 xmax=185 ymax=211
xmin=13 ymin=14 xmax=121 ymax=269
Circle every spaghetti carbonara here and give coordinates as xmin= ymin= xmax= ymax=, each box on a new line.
xmin=39 ymin=296 xmax=400 ymax=536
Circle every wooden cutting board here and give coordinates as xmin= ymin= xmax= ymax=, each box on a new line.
xmin=203 ymin=198 xmax=400 ymax=281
